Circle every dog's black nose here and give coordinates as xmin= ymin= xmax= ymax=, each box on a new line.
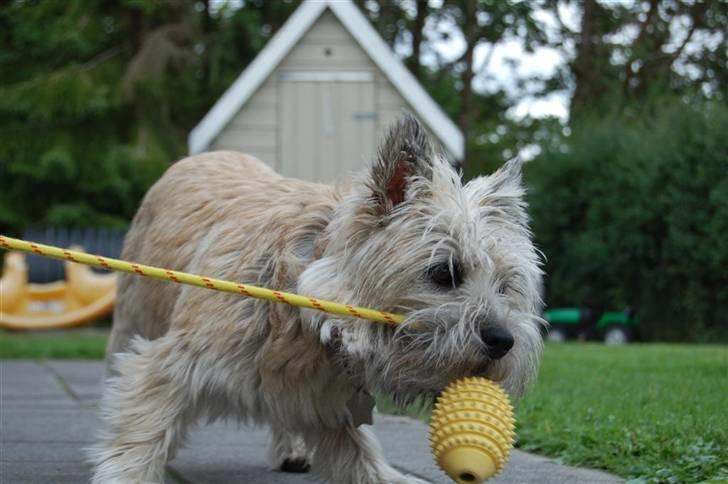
xmin=481 ymin=326 xmax=514 ymax=360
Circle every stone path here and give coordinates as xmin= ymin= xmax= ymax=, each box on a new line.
xmin=0 ymin=360 xmax=622 ymax=483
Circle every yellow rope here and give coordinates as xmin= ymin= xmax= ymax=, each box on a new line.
xmin=0 ymin=235 xmax=404 ymax=326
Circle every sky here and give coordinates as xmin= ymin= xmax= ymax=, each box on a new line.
xmin=211 ymin=0 xmax=576 ymax=121
xmin=417 ymin=1 xmax=582 ymax=122
xmin=400 ymin=0 xmax=709 ymax=122
xmin=212 ymin=0 xmax=709 ymax=123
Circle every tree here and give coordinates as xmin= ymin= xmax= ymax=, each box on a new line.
xmin=0 ymin=0 xmax=298 ymax=234
xmin=526 ymin=101 xmax=728 ymax=340
xmin=3 ymin=0 xmax=726 ymax=340
xmin=545 ymin=0 xmax=728 ymax=119
xmin=359 ymin=0 xmax=551 ymax=174
xmin=523 ymin=0 xmax=728 ymax=340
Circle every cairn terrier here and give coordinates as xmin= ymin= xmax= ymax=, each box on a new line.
xmin=90 ymin=115 xmax=544 ymax=483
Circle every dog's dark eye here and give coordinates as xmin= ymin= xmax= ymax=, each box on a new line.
xmin=428 ymin=260 xmax=463 ymax=289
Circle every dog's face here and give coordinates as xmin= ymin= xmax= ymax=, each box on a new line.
xmin=298 ymin=116 xmax=543 ymax=403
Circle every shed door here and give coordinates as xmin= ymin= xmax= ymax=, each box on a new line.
xmin=279 ymin=71 xmax=376 ymax=182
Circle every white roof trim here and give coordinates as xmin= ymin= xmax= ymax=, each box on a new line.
xmin=188 ymin=0 xmax=465 ymax=160
xmin=188 ymin=1 xmax=326 ymax=155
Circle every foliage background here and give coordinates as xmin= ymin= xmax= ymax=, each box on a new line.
xmin=1 ymin=0 xmax=726 ymax=341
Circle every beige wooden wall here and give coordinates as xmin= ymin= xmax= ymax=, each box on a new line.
xmin=209 ymin=10 xmax=425 ymax=183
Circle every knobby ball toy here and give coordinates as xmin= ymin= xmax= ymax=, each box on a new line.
xmin=0 ymin=236 xmax=515 ymax=483
xmin=430 ymin=377 xmax=515 ymax=483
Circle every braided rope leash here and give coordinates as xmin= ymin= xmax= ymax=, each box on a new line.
xmin=0 ymin=235 xmax=404 ymax=326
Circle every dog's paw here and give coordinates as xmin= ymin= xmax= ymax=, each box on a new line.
xmin=279 ymin=457 xmax=311 ymax=473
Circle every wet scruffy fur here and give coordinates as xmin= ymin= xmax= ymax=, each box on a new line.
xmin=90 ymin=116 xmax=544 ymax=483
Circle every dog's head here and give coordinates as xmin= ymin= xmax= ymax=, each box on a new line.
xmin=298 ymin=115 xmax=544 ymax=404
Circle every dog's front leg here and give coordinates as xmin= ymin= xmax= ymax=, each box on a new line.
xmin=310 ymin=424 xmax=427 ymax=484
xmin=90 ymin=336 xmax=194 ymax=484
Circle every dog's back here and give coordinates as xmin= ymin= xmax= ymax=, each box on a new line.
xmin=91 ymin=117 xmax=544 ymax=484
xmin=106 ymin=151 xmax=337 ymax=363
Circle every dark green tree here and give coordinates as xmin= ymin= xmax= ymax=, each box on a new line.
xmin=0 ymin=0 xmax=299 ymax=235
xmin=525 ymin=0 xmax=728 ymax=339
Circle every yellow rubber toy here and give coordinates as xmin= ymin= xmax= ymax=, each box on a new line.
xmin=430 ymin=377 xmax=515 ymax=483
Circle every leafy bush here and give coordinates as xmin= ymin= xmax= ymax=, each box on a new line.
xmin=0 ymin=0 xmax=299 ymax=235
xmin=526 ymin=100 xmax=728 ymax=340
xmin=516 ymin=344 xmax=728 ymax=483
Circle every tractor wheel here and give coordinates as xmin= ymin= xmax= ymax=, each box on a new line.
xmin=546 ymin=327 xmax=567 ymax=343
xmin=604 ymin=325 xmax=631 ymax=345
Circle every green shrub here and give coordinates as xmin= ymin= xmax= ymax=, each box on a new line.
xmin=526 ymin=100 xmax=728 ymax=341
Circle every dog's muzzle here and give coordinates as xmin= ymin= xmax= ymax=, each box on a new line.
xmin=480 ymin=326 xmax=514 ymax=360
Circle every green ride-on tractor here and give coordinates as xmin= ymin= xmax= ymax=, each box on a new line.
xmin=542 ymin=307 xmax=639 ymax=344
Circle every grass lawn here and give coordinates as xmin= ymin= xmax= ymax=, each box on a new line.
xmin=0 ymin=330 xmax=107 ymax=359
xmin=515 ymin=344 xmax=727 ymax=483
xmin=2 ymin=332 xmax=726 ymax=482
xmin=380 ymin=343 xmax=728 ymax=483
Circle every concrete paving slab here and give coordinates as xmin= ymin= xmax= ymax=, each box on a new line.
xmin=0 ymin=441 xmax=89 ymax=463
xmin=0 ymin=361 xmax=67 ymax=399
xmin=170 ymin=444 xmax=286 ymax=484
xmin=169 ymin=420 xmax=294 ymax=483
xmin=171 ymin=418 xmax=431 ymax=484
xmin=374 ymin=414 xmax=445 ymax=481
xmin=0 ymin=395 xmax=80 ymax=410
xmin=44 ymin=360 xmax=104 ymax=400
xmin=0 ymin=360 xmax=624 ymax=484
xmin=182 ymin=420 xmax=272 ymax=448
xmin=1 ymin=408 xmax=97 ymax=443
xmin=0 ymin=460 xmax=91 ymax=484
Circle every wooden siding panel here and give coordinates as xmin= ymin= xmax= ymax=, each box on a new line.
xmin=280 ymin=78 xmax=376 ymax=182
xmin=282 ymin=45 xmax=373 ymax=69
xmin=228 ymin=105 xmax=277 ymax=129
xmin=246 ymin=150 xmax=277 ymax=167
xmin=280 ymin=81 xmax=319 ymax=179
xmin=211 ymin=77 xmax=278 ymax=156
xmin=208 ymin=144 xmax=277 ymax=167
xmin=351 ymin=80 xmax=376 ymax=174
xmin=377 ymin=108 xmax=404 ymax=136
xmin=244 ymin=78 xmax=278 ymax=107
xmin=333 ymin=82 xmax=353 ymax=179
xmin=209 ymin=8 xmax=444 ymax=180
xmin=375 ymin=76 xmax=443 ymax=148
xmin=279 ymin=78 xmax=297 ymax=177
xmin=302 ymin=11 xmax=354 ymax=43
xmin=212 ymin=127 xmax=276 ymax=152
xmin=377 ymin=80 xmax=407 ymax=107
xmin=279 ymin=11 xmax=376 ymax=71
xmin=300 ymin=82 xmax=318 ymax=180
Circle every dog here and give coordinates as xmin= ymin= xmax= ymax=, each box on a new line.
xmin=90 ymin=115 xmax=544 ymax=483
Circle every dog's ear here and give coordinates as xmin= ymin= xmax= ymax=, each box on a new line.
xmin=367 ymin=114 xmax=434 ymax=212
xmin=489 ymin=157 xmax=523 ymax=193
xmin=469 ymin=157 xmax=527 ymax=221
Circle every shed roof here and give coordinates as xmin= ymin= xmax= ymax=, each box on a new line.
xmin=188 ymin=0 xmax=464 ymax=160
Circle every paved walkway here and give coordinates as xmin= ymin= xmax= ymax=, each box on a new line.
xmin=0 ymin=360 xmax=622 ymax=483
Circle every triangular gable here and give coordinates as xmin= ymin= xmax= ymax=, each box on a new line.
xmin=188 ymin=0 xmax=464 ymax=160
